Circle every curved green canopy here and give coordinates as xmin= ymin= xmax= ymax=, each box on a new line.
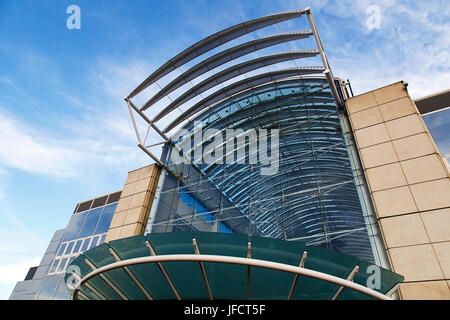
xmin=65 ymin=232 xmax=403 ymax=300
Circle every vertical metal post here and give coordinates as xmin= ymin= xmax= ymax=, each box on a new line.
xmin=305 ymin=8 xmax=343 ymax=108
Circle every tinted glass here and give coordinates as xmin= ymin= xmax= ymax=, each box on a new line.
xmin=95 ymin=203 xmax=117 ymax=234
xmin=64 ymin=211 xmax=88 ymax=241
xmin=73 ymin=239 xmax=83 ymax=254
xmin=81 ymin=238 xmax=91 ymax=252
xmin=58 ymin=258 xmax=68 ymax=272
xmin=79 ymin=208 xmax=103 ymax=238
xmin=49 ymin=259 xmax=59 ymax=273
xmin=90 ymin=236 xmax=100 ymax=249
xmin=56 ymin=243 xmax=66 ymax=256
xmin=65 ymin=241 xmax=74 ymax=255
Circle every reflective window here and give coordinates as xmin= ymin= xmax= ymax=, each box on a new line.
xmin=95 ymin=203 xmax=117 ymax=234
xmin=36 ymin=275 xmax=60 ymax=300
xmin=73 ymin=239 xmax=83 ymax=254
xmin=99 ymin=234 xmax=107 ymax=244
xmin=49 ymin=259 xmax=59 ymax=273
xmin=79 ymin=208 xmax=103 ymax=238
xmin=63 ymin=211 xmax=88 ymax=241
xmin=64 ymin=241 xmax=74 ymax=255
xmin=56 ymin=243 xmax=66 ymax=256
xmin=81 ymin=238 xmax=91 ymax=252
xmin=57 ymin=258 xmax=68 ymax=273
xmin=90 ymin=235 xmax=100 ymax=249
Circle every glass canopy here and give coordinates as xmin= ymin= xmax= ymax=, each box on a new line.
xmin=65 ymin=232 xmax=403 ymax=300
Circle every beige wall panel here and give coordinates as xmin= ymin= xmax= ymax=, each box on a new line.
xmin=372 ymin=82 xmax=408 ymax=105
xmin=125 ymin=170 xmax=141 ymax=185
xmin=410 ymin=179 xmax=450 ymax=212
xmin=432 ymin=242 xmax=450 ymax=279
xmin=392 ymin=133 xmax=436 ymax=161
xmin=350 ymin=106 xmax=383 ymax=130
xmin=389 ymin=244 xmax=444 ymax=281
xmin=385 ymin=114 xmax=426 ymax=140
xmin=378 ymin=97 xmax=417 ymax=122
xmin=380 ymin=214 xmax=429 ymax=247
xmin=121 ymin=181 xmax=137 ymax=198
xmin=360 ymin=142 xmax=398 ymax=169
xmin=421 ymin=208 xmax=450 ymax=243
xmin=109 ymin=211 xmax=126 ymax=229
xmin=354 ymin=123 xmax=391 ymax=148
xmin=115 ymin=195 xmax=132 ymax=213
xmin=400 ymin=281 xmax=450 ymax=300
xmin=366 ymin=162 xmax=407 ymax=192
xmin=105 ymin=228 xmax=121 ymax=242
xmin=401 ymin=154 xmax=448 ymax=184
xmin=372 ymin=186 xmax=418 ymax=218
xmin=346 ymin=92 xmax=377 ymax=114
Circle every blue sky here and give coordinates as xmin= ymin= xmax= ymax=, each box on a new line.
xmin=0 ymin=0 xmax=449 ymax=299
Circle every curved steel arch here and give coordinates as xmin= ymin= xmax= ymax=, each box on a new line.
xmin=127 ymin=9 xmax=309 ymax=99
xmin=140 ymin=31 xmax=315 ymax=111
xmin=162 ymin=67 xmax=325 ymax=132
xmin=72 ymin=254 xmax=392 ymax=300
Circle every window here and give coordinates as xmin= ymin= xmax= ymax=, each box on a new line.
xmin=49 ymin=259 xmax=59 ymax=274
xmin=99 ymin=234 xmax=107 ymax=244
xmin=90 ymin=236 xmax=100 ymax=249
xmin=95 ymin=203 xmax=117 ymax=234
xmin=73 ymin=239 xmax=83 ymax=254
xmin=79 ymin=208 xmax=103 ymax=238
xmin=57 ymin=258 xmax=68 ymax=273
xmin=56 ymin=243 xmax=66 ymax=256
xmin=65 ymin=241 xmax=74 ymax=255
xmin=63 ymin=211 xmax=88 ymax=241
xmin=81 ymin=238 xmax=91 ymax=252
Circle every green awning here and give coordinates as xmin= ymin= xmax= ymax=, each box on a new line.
xmin=65 ymin=232 xmax=403 ymax=300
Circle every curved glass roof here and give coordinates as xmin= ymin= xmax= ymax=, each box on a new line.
xmin=149 ymin=78 xmax=378 ymax=263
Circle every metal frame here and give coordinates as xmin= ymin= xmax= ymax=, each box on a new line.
xmin=72 ymin=253 xmax=393 ymax=300
xmin=124 ymin=8 xmax=343 ymax=174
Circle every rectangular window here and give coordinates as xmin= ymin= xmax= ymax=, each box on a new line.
xmin=63 ymin=211 xmax=88 ymax=241
xmin=99 ymin=234 xmax=107 ymax=244
xmin=49 ymin=259 xmax=59 ymax=274
xmin=56 ymin=243 xmax=66 ymax=256
xmin=81 ymin=238 xmax=91 ymax=252
xmin=90 ymin=236 xmax=100 ymax=249
xmin=65 ymin=241 xmax=74 ymax=255
xmin=73 ymin=239 xmax=83 ymax=254
xmin=78 ymin=208 xmax=103 ymax=238
xmin=57 ymin=258 xmax=68 ymax=273
xmin=95 ymin=203 xmax=117 ymax=234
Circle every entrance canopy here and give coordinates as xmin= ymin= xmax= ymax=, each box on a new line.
xmin=65 ymin=232 xmax=403 ymax=300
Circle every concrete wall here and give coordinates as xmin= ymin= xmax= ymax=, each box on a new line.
xmin=346 ymin=81 xmax=450 ymax=299
xmin=105 ymin=164 xmax=160 ymax=241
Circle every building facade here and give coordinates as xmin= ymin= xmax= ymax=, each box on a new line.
xmin=9 ymin=8 xmax=450 ymax=300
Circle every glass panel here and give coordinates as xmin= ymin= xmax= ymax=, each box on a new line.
xmin=56 ymin=243 xmax=66 ymax=256
xmin=63 ymin=211 xmax=88 ymax=241
xmin=36 ymin=275 xmax=60 ymax=300
xmin=49 ymin=259 xmax=59 ymax=274
xmin=95 ymin=203 xmax=117 ymax=234
xmin=81 ymin=238 xmax=91 ymax=252
xmin=65 ymin=241 xmax=74 ymax=255
xmin=89 ymin=236 xmax=100 ymax=249
xmin=53 ymin=274 xmax=71 ymax=300
xmin=73 ymin=239 xmax=83 ymax=254
xmin=99 ymin=234 xmax=106 ymax=244
xmin=78 ymin=208 xmax=103 ymax=238
xmin=58 ymin=258 xmax=68 ymax=273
